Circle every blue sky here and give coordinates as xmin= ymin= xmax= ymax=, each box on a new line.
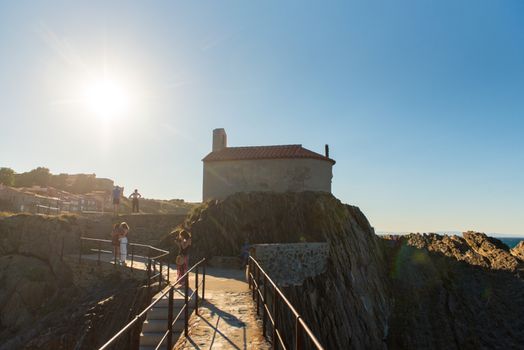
xmin=1 ymin=1 xmax=523 ymax=235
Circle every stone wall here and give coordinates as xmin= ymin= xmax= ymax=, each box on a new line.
xmin=251 ymin=243 xmax=329 ymax=286
xmin=202 ymin=158 xmax=333 ymax=201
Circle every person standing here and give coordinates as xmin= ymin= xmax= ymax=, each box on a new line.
xmin=112 ymin=186 xmax=122 ymax=216
xmin=119 ymin=222 xmax=130 ymax=266
xmin=129 ymin=189 xmax=142 ymax=213
xmin=175 ymin=230 xmax=192 ymax=287
xmin=111 ymin=223 xmax=121 ymax=263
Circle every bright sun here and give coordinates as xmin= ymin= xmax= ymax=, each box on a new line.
xmin=83 ymin=78 xmax=129 ymax=120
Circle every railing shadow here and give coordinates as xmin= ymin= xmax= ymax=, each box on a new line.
xmin=201 ymin=301 xmax=246 ymax=328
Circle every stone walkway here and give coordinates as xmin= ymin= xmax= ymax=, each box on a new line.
xmin=174 ymin=268 xmax=271 ymax=350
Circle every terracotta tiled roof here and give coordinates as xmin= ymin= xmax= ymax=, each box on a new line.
xmin=202 ymin=144 xmax=335 ymax=164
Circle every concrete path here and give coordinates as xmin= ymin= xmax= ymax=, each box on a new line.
xmin=174 ymin=268 xmax=271 ymax=350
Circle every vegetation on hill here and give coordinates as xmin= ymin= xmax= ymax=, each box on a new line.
xmin=0 ymin=166 xmax=108 ymax=194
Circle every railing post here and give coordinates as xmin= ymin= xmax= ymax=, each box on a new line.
xmin=184 ymin=272 xmax=189 ymax=337
xmin=263 ymin=274 xmax=268 ymax=337
xmin=296 ymin=316 xmax=303 ymax=350
xmin=251 ymin=261 xmax=256 ymax=301
xmin=195 ymin=266 xmax=199 ymax=315
xmin=130 ymin=244 xmax=135 ymax=270
xmin=273 ymin=286 xmax=278 ymax=350
xmin=248 ymin=258 xmax=252 ymax=290
xmin=159 ymin=262 xmax=163 ymax=292
xmin=97 ymin=240 xmax=101 ymax=266
xmin=256 ymin=267 xmax=260 ymax=316
xmin=202 ymin=261 xmax=206 ymax=301
xmin=146 ymin=258 xmax=151 ymax=289
xmin=167 ymin=256 xmax=170 ymax=284
xmin=167 ymin=287 xmax=174 ymax=350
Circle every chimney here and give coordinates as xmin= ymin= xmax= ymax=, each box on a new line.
xmin=212 ymin=128 xmax=227 ymax=152
xmin=325 ymin=144 xmax=330 ymax=158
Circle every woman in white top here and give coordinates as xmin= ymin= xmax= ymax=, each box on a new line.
xmin=119 ymin=222 xmax=130 ymax=266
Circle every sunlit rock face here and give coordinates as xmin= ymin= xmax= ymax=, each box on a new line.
xmin=511 ymin=241 xmax=524 ymax=261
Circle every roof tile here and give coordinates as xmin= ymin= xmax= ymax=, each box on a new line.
xmin=202 ymin=144 xmax=335 ymax=164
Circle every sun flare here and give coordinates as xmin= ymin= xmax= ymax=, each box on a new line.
xmin=83 ymin=78 xmax=129 ymax=120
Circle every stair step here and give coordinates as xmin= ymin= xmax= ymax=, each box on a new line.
xmin=142 ymin=318 xmax=185 ymax=332
xmin=146 ymin=305 xmax=195 ymax=320
xmin=139 ymin=332 xmax=166 ymax=347
xmin=154 ymin=297 xmax=190 ymax=308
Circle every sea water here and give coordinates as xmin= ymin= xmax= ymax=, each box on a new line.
xmin=498 ymin=237 xmax=524 ymax=249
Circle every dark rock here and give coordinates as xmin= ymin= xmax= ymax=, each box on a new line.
xmin=384 ymin=232 xmax=524 ymax=349
xmin=173 ymin=192 xmax=524 ymax=349
xmin=171 ymin=192 xmax=391 ymax=349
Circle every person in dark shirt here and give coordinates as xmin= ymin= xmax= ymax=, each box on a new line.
xmin=112 ymin=186 xmax=121 ymax=216
xmin=129 ymin=189 xmax=142 ymax=213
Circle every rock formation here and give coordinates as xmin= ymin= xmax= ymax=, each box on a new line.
xmin=166 ymin=192 xmax=524 ymax=349
xmin=165 ymin=192 xmax=392 ymax=349
xmin=383 ymin=232 xmax=524 ymax=349
xmin=511 ymin=241 xmax=524 ymax=261
xmin=0 ymin=214 xmax=154 ymax=349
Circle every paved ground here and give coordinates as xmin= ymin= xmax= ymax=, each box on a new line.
xmin=174 ymin=268 xmax=271 ymax=350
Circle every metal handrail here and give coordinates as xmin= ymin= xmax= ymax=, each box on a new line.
xmin=98 ymin=258 xmax=207 ymax=350
xmin=79 ymin=236 xmax=171 ymax=291
xmin=248 ymin=256 xmax=324 ymax=350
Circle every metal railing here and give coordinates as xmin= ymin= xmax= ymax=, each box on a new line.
xmin=79 ymin=237 xmax=171 ymax=292
xmin=248 ymin=256 xmax=324 ymax=350
xmin=99 ymin=258 xmax=207 ymax=350
xmin=35 ymin=203 xmax=60 ymax=215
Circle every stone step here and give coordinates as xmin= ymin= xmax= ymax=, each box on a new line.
xmin=139 ymin=332 xmax=167 ymax=347
xmin=153 ymin=296 xmax=192 ymax=308
xmin=146 ymin=304 xmax=194 ymax=320
xmin=142 ymin=318 xmax=186 ymax=332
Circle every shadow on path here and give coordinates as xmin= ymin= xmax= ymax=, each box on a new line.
xmin=199 ymin=313 xmax=242 ymax=350
xmin=201 ymin=301 xmax=246 ymax=328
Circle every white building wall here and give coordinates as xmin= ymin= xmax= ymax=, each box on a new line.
xmin=203 ymin=158 xmax=333 ymax=201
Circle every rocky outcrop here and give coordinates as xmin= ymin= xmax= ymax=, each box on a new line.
xmin=384 ymin=232 xmax=524 ymax=349
xmin=169 ymin=192 xmax=524 ymax=349
xmin=167 ymin=192 xmax=392 ymax=349
xmin=0 ymin=214 xmax=154 ymax=349
xmin=511 ymin=241 xmax=524 ymax=261
xmin=402 ymin=231 xmax=523 ymax=272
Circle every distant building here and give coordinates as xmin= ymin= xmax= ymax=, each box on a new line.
xmin=202 ymin=128 xmax=335 ymax=201
xmin=0 ymin=184 xmax=105 ymax=213
xmin=0 ymin=184 xmax=61 ymax=213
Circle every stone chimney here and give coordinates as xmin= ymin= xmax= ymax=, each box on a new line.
xmin=212 ymin=128 xmax=227 ymax=152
